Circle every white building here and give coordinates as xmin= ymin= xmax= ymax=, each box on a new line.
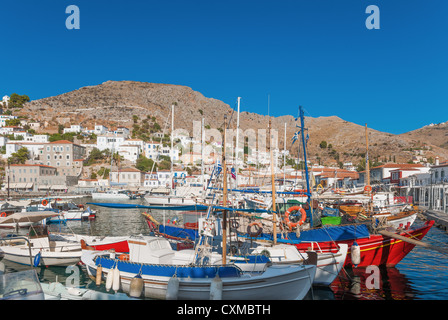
xmin=125 ymin=139 xmax=144 ymax=152
xmin=117 ymin=144 xmax=141 ymax=163
xmin=0 ymin=115 xmax=17 ymax=127
xmin=2 ymin=95 xmax=10 ymax=106
xmin=63 ymin=124 xmax=84 ymax=134
xmin=144 ymin=141 xmax=162 ymax=160
xmin=109 ymin=167 xmax=145 ymax=187
xmin=96 ymin=134 xmax=126 ymax=151
xmin=5 ymin=141 xmax=47 ymax=161
xmin=94 ymin=125 xmax=108 ymax=135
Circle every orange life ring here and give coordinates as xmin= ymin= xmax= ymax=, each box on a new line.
xmin=247 ymin=222 xmax=263 ymax=238
xmin=42 ymin=199 xmax=48 ymax=206
xmin=119 ymin=254 xmax=130 ymax=261
xmin=284 ymin=206 xmax=307 ymax=231
xmin=364 ymin=185 xmax=372 ymax=192
xmin=0 ymin=212 xmax=6 ymax=217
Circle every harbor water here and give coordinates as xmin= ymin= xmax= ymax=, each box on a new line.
xmin=2 ymin=198 xmax=448 ymax=300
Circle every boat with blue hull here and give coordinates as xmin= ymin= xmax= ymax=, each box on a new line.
xmin=82 ymin=235 xmax=316 ymax=300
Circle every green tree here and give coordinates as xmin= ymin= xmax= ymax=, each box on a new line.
xmin=136 ymin=156 xmax=156 ymax=172
xmin=8 ymin=93 xmax=30 ymax=109
xmin=84 ymin=148 xmax=106 ymax=166
xmin=5 ymin=118 xmax=21 ymax=126
xmin=9 ymin=147 xmax=30 ymax=164
xmin=319 ymin=141 xmax=327 ymax=149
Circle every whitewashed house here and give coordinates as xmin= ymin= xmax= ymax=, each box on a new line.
xmin=109 ymin=167 xmax=145 ymax=187
xmin=117 ymin=144 xmax=141 ymax=163
xmin=94 ymin=125 xmax=108 ymax=135
xmin=144 ymin=141 xmax=161 ymax=160
xmin=2 ymin=95 xmax=10 ymax=106
xmin=63 ymin=124 xmax=84 ymax=134
xmin=0 ymin=115 xmax=17 ymax=127
xmin=96 ymin=134 xmax=126 ymax=151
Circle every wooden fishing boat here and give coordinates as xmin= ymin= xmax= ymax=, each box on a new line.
xmin=53 ymin=233 xmax=132 ymax=253
xmin=82 ymin=236 xmax=317 ymax=300
xmin=0 ymin=225 xmax=82 ymax=267
xmin=287 ymin=220 xmax=435 ymax=268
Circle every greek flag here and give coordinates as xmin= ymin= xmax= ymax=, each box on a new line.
xmin=231 ymin=167 xmax=236 ymax=180
xmin=291 ymin=130 xmax=300 ymax=146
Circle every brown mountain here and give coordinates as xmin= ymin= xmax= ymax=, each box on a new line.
xmin=17 ymin=80 xmax=448 ymax=167
xmin=399 ymin=122 xmax=448 ymax=150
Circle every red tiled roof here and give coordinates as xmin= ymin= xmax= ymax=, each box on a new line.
xmin=10 ymin=164 xmax=56 ymax=168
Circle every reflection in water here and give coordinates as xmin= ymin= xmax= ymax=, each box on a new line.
xmin=330 ymin=266 xmax=416 ymax=300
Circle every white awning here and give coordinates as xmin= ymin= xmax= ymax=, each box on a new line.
xmin=50 ymin=185 xmax=67 ymax=190
xmin=9 ymin=183 xmax=29 ymax=189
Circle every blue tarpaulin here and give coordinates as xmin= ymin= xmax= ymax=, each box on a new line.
xmin=86 ymin=202 xmax=272 ymax=214
xmin=240 ymin=224 xmax=370 ymax=243
xmin=159 ymin=225 xmax=199 ymax=241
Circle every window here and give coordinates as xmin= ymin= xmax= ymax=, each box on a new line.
xmin=66 ymin=154 xmax=70 ymax=159
xmin=66 ymin=162 xmax=70 ymax=166
xmin=56 ymin=162 xmax=60 ymax=166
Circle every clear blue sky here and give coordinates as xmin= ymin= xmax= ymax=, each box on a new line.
xmin=1 ymin=0 xmax=447 ymax=134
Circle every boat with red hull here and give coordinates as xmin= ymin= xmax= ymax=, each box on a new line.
xmin=289 ymin=220 xmax=434 ymax=268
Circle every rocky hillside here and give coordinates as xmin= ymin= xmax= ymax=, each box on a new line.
xmin=399 ymin=121 xmax=448 ymax=150
xmin=17 ymin=80 xmax=448 ymax=167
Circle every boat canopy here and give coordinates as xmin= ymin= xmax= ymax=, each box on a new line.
xmin=0 ymin=211 xmax=59 ymax=225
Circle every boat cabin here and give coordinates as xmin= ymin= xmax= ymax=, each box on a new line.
xmin=127 ymin=237 xmax=176 ymax=264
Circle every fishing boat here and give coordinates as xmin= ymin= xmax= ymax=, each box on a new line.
xmin=82 ymin=235 xmax=316 ymax=300
xmin=0 ymin=224 xmax=82 ymax=267
xmin=248 ymin=219 xmax=435 ymax=268
xmin=144 ymin=194 xmax=198 ymax=206
xmin=46 ymin=200 xmax=96 ymax=223
xmin=91 ymin=189 xmax=133 ymax=200
xmin=52 ymin=233 xmax=132 ymax=253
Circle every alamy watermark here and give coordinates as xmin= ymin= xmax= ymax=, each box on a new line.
xmin=65 ymin=5 xmax=80 ymax=30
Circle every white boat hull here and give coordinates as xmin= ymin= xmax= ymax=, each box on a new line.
xmin=83 ymin=250 xmax=316 ymax=300
xmin=144 ymin=195 xmax=197 ymax=206
xmin=0 ymin=240 xmax=82 ymax=266
xmin=91 ymin=193 xmax=130 ymax=200
xmin=241 ymin=243 xmax=348 ymax=286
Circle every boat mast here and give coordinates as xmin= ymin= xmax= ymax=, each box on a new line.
xmin=222 ymin=114 xmax=228 ymax=265
xmin=171 ymin=104 xmax=174 ymax=192
xmin=269 ymin=118 xmax=277 ymax=244
xmin=365 ymin=123 xmax=372 ymax=212
xmin=235 ymin=97 xmax=241 ymax=187
xmin=299 ymin=106 xmax=312 ymax=226
xmin=201 ymin=117 xmax=205 ymax=199
xmin=283 ymin=122 xmax=286 ymax=188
